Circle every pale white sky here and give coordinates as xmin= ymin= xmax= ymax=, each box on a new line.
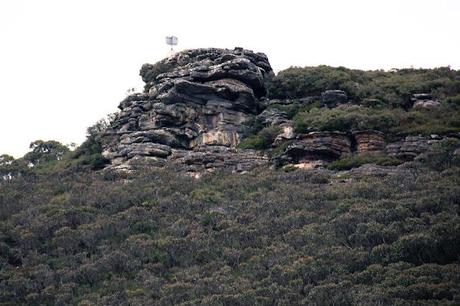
xmin=1 ymin=0 xmax=459 ymax=157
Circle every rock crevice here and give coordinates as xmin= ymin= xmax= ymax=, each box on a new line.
xmin=101 ymin=48 xmax=454 ymax=173
xmin=102 ymin=48 xmax=273 ymax=172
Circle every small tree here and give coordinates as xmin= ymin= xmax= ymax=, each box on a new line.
xmin=71 ymin=116 xmax=114 ymax=170
xmin=23 ymin=140 xmax=70 ymax=166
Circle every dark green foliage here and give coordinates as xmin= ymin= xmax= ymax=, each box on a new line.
xmin=446 ymin=94 xmax=460 ymax=108
xmin=266 ymin=102 xmax=303 ymax=120
xmin=0 ymin=154 xmax=14 ymax=165
xmin=293 ymin=104 xmax=460 ymax=136
xmin=0 ymin=153 xmax=459 ymax=305
xmin=416 ymin=138 xmax=460 ymax=171
xmin=328 ymin=153 xmax=404 ymax=170
xmin=23 ymin=140 xmax=70 ymax=166
xmin=391 ymin=106 xmax=460 ymax=136
xmin=268 ymin=66 xmax=460 ymax=108
xmin=293 ymin=105 xmax=398 ymax=134
xmin=71 ymin=118 xmax=110 ymax=170
xmin=1 ymin=65 xmax=460 ymax=305
xmin=0 ymin=155 xmax=22 ymax=179
xmin=238 ymin=126 xmax=281 ymax=149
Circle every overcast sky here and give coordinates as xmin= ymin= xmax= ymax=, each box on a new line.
xmin=1 ymin=0 xmax=459 ymax=157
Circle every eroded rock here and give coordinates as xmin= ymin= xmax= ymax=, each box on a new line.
xmin=353 ymin=130 xmax=386 ymax=153
xmin=385 ymin=135 xmax=439 ymax=160
xmin=102 ymin=48 xmax=273 ymax=172
xmin=280 ymin=132 xmax=351 ymax=167
xmin=411 ymin=93 xmax=441 ymax=109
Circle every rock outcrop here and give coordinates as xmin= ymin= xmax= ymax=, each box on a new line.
xmin=277 ymin=132 xmax=351 ymax=169
xmin=100 ymin=48 xmax=455 ymax=173
xmin=385 ymin=135 xmax=441 ymax=160
xmin=411 ymin=93 xmax=441 ymax=109
xmin=353 ymin=130 xmax=386 ymax=153
xmin=102 ymin=48 xmax=273 ymax=172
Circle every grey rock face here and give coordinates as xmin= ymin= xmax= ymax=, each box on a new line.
xmin=411 ymin=93 xmax=441 ymax=109
xmin=257 ymin=108 xmax=290 ymax=126
xmin=385 ymin=135 xmax=440 ymax=160
xmin=102 ymin=48 xmax=273 ymax=172
xmin=413 ymin=100 xmax=441 ymax=109
xmin=276 ymin=132 xmax=352 ymax=169
xmin=100 ymin=49 xmax=453 ymax=174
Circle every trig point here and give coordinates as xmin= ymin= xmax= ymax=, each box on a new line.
xmin=165 ymin=36 xmax=178 ymax=52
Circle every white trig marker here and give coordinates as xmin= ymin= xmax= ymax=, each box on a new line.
xmin=165 ymin=36 xmax=178 ymax=52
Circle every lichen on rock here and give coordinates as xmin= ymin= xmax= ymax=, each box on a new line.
xmin=102 ymin=48 xmax=273 ymax=172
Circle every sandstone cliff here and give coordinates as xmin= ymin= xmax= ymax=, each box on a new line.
xmin=101 ymin=48 xmax=458 ymax=173
xmin=102 ymin=48 xmax=272 ymax=173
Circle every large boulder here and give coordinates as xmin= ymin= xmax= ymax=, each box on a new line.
xmin=102 ymin=48 xmax=273 ymax=172
xmin=385 ymin=135 xmax=440 ymax=160
xmin=279 ymin=132 xmax=352 ymax=168
xmin=411 ymin=93 xmax=441 ymax=109
xmin=169 ymin=147 xmax=268 ymax=174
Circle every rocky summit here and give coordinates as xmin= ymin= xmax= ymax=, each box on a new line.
xmin=101 ymin=48 xmax=273 ymax=173
xmin=101 ymin=48 xmax=459 ymax=174
xmin=2 ymin=45 xmax=460 ymax=306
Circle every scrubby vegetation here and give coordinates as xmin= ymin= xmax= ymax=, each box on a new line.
xmin=268 ymin=66 xmax=460 ymax=108
xmin=70 ymin=118 xmax=111 ymax=170
xmin=1 ymin=65 xmax=460 ymax=305
xmin=234 ymin=65 xmax=460 ymax=152
xmin=238 ymin=126 xmax=282 ymax=150
xmin=1 ymin=140 xmax=460 ymax=305
xmin=292 ymin=104 xmax=460 ymax=137
xmin=327 ymin=153 xmax=403 ymax=171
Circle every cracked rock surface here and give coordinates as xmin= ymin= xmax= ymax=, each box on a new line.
xmin=102 ymin=48 xmax=273 ymax=172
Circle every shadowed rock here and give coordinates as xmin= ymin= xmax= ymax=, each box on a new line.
xmin=321 ymin=90 xmax=348 ymax=108
xmin=279 ymin=132 xmax=352 ymax=168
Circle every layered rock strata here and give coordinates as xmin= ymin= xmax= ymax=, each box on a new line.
xmin=276 ymin=132 xmax=352 ymax=169
xmin=102 ymin=48 xmax=273 ymax=172
xmin=385 ymin=135 xmax=442 ymax=160
xmin=353 ymin=130 xmax=386 ymax=153
xmin=100 ymin=48 xmax=454 ymax=173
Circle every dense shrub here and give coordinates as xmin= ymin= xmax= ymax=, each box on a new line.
xmin=327 ymin=153 xmax=404 ymax=170
xmin=238 ymin=126 xmax=281 ymax=149
xmin=292 ymin=104 xmax=460 ymax=137
xmin=268 ymin=66 xmax=460 ymax=108
xmin=416 ymin=138 xmax=460 ymax=171
xmin=71 ymin=118 xmax=111 ymax=170
xmin=293 ymin=105 xmax=398 ymax=133
xmin=0 ymin=152 xmax=459 ymax=304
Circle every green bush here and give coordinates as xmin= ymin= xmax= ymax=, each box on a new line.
xmin=71 ymin=118 xmax=111 ymax=170
xmin=268 ymin=65 xmax=460 ymax=108
xmin=416 ymin=138 xmax=460 ymax=171
xmin=1 ymin=160 xmax=459 ymax=305
xmin=446 ymin=94 xmax=460 ymax=108
xmin=292 ymin=104 xmax=460 ymax=136
xmin=238 ymin=126 xmax=281 ymax=150
xmin=391 ymin=106 xmax=460 ymax=136
xmin=293 ymin=105 xmax=399 ymax=133
xmin=327 ymin=153 xmax=404 ymax=171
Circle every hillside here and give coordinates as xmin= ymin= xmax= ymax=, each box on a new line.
xmin=1 ymin=48 xmax=460 ymax=305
